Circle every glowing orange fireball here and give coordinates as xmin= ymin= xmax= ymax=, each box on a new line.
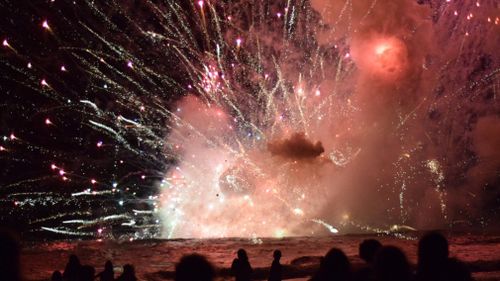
xmin=352 ymin=35 xmax=409 ymax=81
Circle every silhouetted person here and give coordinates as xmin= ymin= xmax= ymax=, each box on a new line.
xmin=268 ymin=250 xmax=282 ymax=281
xmin=416 ymin=231 xmax=449 ymax=281
xmin=78 ymin=265 xmax=96 ymax=281
xmin=231 ymin=249 xmax=253 ymax=281
xmin=97 ymin=260 xmax=114 ymax=281
xmin=359 ymin=239 xmax=382 ymax=264
xmin=175 ymin=254 xmax=215 ymax=281
xmin=310 ymin=248 xmax=351 ymax=281
xmin=416 ymin=231 xmax=471 ymax=281
xmin=354 ymin=239 xmax=382 ymax=281
xmin=116 ymin=264 xmax=137 ymax=281
xmin=51 ymin=271 xmax=63 ymax=281
xmin=63 ymin=255 xmax=81 ymax=281
xmin=0 ymin=230 xmax=21 ymax=281
xmin=373 ymin=246 xmax=411 ymax=281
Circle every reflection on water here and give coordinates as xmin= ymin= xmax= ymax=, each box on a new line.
xmin=21 ymin=235 xmax=500 ymax=280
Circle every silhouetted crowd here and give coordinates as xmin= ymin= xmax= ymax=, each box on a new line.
xmin=0 ymin=230 xmax=473 ymax=281
xmin=52 ymin=256 xmax=137 ymax=281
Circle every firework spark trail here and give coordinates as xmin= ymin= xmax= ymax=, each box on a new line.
xmin=0 ymin=0 xmax=451 ymax=236
xmin=156 ymin=0 xmax=364 ymax=235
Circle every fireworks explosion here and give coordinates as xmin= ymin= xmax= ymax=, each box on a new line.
xmin=0 ymin=0 xmax=499 ymax=239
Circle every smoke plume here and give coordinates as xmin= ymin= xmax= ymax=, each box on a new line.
xmin=268 ymin=133 xmax=325 ymax=159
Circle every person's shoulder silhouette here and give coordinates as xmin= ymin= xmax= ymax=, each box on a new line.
xmin=175 ymin=253 xmax=215 ymax=281
xmin=268 ymin=250 xmax=282 ymax=281
xmin=311 ymin=247 xmax=350 ymax=281
xmin=445 ymin=257 xmax=472 ymax=281
xmin=374 ymin=245 xmax=412 ymax=281
xmin=231 ymin=248 xmax=253 ymax=281
xmin=0 ymin=230 xmax=21 ymax=281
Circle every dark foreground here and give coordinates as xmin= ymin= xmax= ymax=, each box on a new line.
xmin=21 ymin=234 xmax=500 ymax=281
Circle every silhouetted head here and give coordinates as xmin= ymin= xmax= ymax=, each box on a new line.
xmin=79 ymin=265 xmax=96 ymax=281
xmin=122 ymin=264 xmax=135 ymax=277
xmin=374 ymin=246 xmax=411 ymax=281
xmin=175 ymin=254 xmax=216 ymax=281
xmin=418 ymin=231 xmax=449 ymax=270
xmin=51 ymin=270 xmax=63 ymax=281
xmin=104 ymin=260 xmax=113 ymax=272
xmin=237 ymin=249 xmax=248 ymax=261
xmin=0 ymin=230 xmax=21 ymax=281
xmin=273 ymin=250 xmax=282 ymax=260
xmin=359 ymin=239 xmax=382 ymax=264
xmin=68 ymin=254 xmax=81 ymax=268
xmin=317 ymin=248 xmax=350 ymax=281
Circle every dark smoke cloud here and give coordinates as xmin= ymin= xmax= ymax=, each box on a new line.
xmin=267 ymin=133 xmax=325 ymax=159
xmin=468 ymin=116 xmax=500 ymax=188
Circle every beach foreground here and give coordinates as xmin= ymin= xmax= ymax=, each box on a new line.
xmin=22 ymin=234 xmax=500 ymax=281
